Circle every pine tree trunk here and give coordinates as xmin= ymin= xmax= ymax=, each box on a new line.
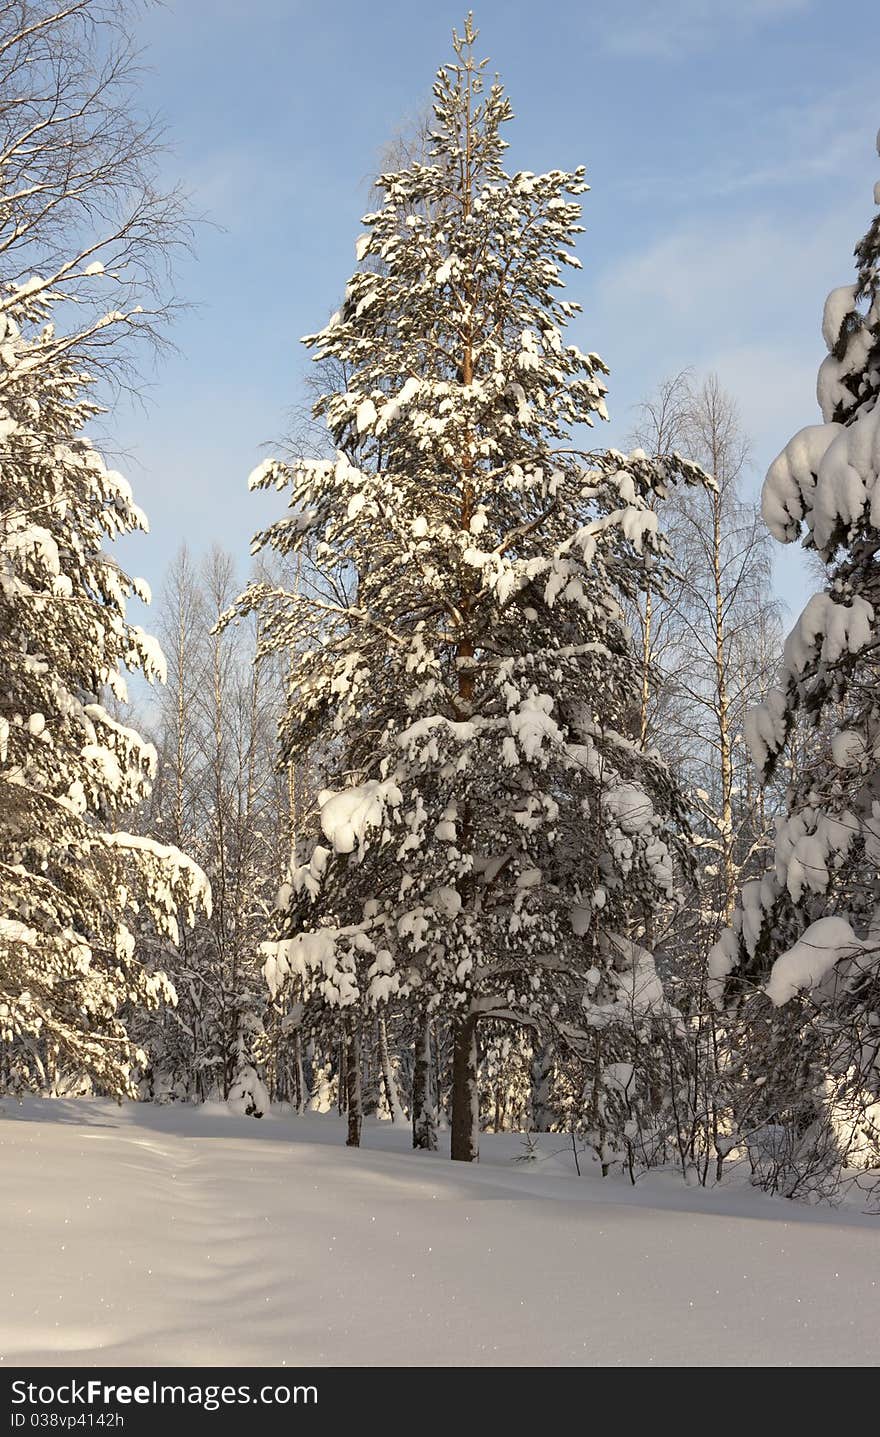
xmin=530 ymin=1040 xmax=555 ymax=1131
xmin=412 ymin=1012 xmax=438 ymax=1150
xmin=378 ymin=1015 xmax=405 ymax=1123
xmin=362 ymin=1041 xmax=380 ymax=1118
xmin=293 ymin=1029 xmax=306 ymax=1115
xmin=451 ymin=1015 xmax=479 ymax=1162
xmin=345 ymin=1017 xmax=363 ymax=1148
xmin=337 ymin=1034 xmax=347 ymax=1116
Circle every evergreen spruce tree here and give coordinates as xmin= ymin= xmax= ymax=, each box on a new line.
xmin=238 ymin=16 xmax=703 ymax=1161
xmin=714 ymin=131 xmax=880 ymax=1173
xmin=0 ymin=282 xmax=209 ymax=1095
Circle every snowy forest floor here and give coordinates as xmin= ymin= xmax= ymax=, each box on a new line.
xmin=1 ymin=1100 xmax=878 ymax=1367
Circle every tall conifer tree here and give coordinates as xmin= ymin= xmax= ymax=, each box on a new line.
xmin=240 ymin=16 xmax=703 ymax=1160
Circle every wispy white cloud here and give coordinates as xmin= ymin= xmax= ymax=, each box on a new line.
xmin=600 ymin=0 xmax=812 ymax=60
xmin=702 ymin=83 xmax=879 ymax=198
xmin=587 ymin=199 xmax=870 ymax=614
xmin=593 ymin=209 xmax=843 ymax=348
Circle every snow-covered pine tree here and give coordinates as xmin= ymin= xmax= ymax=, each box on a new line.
xmin=713 ymin=131 xmax=880 ymax=1173
xmin=0 ymin=281 xmax=209 ymax=1096
xmin=0 ymin=1 xmax=208 ymax=1098
xmin=237 ymin=16 xmax=704 ymax=1162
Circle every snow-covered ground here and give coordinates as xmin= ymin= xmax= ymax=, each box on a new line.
xmin=1 ymin=1099 xmax=877 ymax=1367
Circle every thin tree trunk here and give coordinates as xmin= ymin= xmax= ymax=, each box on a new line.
xmin=412 ymin=1012 xmax=438 ymax=1150
xmin=174 ymin=604 xmax=187 ymax=846
xmin=345 ymin=1017 xmax=363 ymax=1148
xmin=293 ymin=1028 xmax=306 ymax=1115
xmin=494 ymin=1086 xmax=504 ymax=1133
xmin=377 ymin=1015 xmax=404 ymax=1123
xmin=639 ymin=580 xmax=653 ymax=748
xmin=590 ymin=1031 xmax=610 ymax=1178
xmin=530 ymin=1040 xmax=555 ymax=1131
xmin=451 ymin=1015 xmax=479 ymax=1162
xmin=337 ymin=1034 xmax=347 ymax=1116
xmin=208 ymin=603 xmax=232 ymax=1097
xmin=712 ymin=489 xmax=735 ymax=924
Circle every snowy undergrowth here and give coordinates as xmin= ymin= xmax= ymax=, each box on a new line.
xmin=0 ymin=1099 xmax=877 ymax=1367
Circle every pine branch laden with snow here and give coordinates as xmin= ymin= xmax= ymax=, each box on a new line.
xmin=0 ymin=281 xmax=208 ymax=1100
xmin=234 ymin=18 xmax=707 ymax=1161
xmin=714 ymin=134 xmax=880 ymax=1163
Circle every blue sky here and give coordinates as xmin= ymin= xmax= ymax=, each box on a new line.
xmin=112 ymin=0 xmax=880 ymax=622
